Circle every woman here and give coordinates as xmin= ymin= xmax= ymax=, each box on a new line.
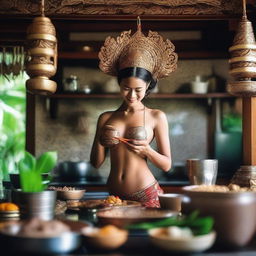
xmin=90 ymin=18 xmax=178 ymax=207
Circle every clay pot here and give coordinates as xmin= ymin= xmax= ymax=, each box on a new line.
xmin=182 ymin=186 xmax=256 ymax=247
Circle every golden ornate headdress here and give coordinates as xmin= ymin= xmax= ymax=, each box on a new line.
xmin=99 ymin=17 xmax=178 ymax=80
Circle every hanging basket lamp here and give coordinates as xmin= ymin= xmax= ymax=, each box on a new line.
xmin=25 ymin=0 xmax=57 ymax=95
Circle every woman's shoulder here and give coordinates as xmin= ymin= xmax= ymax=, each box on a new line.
xmin=147 ymin=108 xmax=167 ymax=120
xmin=99 ymin=111 xmax=114 ymax=118
xmin=98 ymin=111 xmax=114 ymax=124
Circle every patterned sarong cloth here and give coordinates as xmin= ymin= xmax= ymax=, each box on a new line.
xmin=122 ymin=181 xmax=163 ymax=208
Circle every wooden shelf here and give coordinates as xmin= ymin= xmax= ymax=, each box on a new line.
xmin=48 ymin=93 xmax=235 ymax=99
xmin=58 ymin=51 xmax=228 ymax=60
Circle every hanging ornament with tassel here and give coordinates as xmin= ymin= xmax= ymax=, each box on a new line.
xmin=25 ymin=0 xmax=57 ymax=95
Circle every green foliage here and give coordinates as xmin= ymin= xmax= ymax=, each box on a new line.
xmin=127 ymin=210 xmax=214 ymax=236
xmin=18 ymin=151 xmax=58 ymax=192
xmin=0 ymin=75 xmax=26 ymax=180
xmin=222 ymin=113 xmax=242 ymax=132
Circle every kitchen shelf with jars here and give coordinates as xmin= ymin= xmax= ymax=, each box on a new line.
xmin=48 ymin=92 xmax=235 ymax=99
xmin=46 ymin=63 xmax=236 ymax=119
xmin=47 ymin=91 xmax=236 ymax=119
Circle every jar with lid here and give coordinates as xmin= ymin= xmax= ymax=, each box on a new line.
xmin=64 ymin=75 xmax=79 ymax=92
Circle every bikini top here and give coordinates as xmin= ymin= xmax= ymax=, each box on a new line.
xmin=100 ymin=107 xmax=147 ymax=148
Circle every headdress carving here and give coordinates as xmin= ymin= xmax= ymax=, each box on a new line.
xmin=99 ymin=17 xmax=178 ymax=80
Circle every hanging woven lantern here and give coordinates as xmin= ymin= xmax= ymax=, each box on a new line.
xmin=227 ymin=0 xmax=256 ymax=96
xmin=25 ymin=0 xmax=57 ymax=95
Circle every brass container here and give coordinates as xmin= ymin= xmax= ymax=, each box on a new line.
xmin=25 ymin=16 xmax=57 ymax=95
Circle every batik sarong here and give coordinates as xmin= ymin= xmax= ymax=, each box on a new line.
xmin=122 ymin=181 xmax=163 ymax=208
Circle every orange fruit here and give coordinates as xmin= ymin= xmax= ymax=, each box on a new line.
xmin=0 ymin=202 xmax=19 ymax=211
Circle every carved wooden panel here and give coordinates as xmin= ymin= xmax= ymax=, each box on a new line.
xmin=0 ymin=0 xmax=242 ymax=16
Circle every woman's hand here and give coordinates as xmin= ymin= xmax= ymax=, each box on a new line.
xmin=124 ymin=139 xmax=151 ymax=158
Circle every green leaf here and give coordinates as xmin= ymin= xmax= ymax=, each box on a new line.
xmin=126 ymin=210 xmax=214 ymax=236
xmin=36 ymin=151 xmax=57 ymax=173
xmin=18 ymin=151 xmax=36 ymax=173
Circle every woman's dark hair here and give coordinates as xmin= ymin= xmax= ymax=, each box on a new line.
xmin=117 ymin=67 xmax=157 ymax=96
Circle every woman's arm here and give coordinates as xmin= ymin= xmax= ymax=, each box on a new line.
xmin=147 ymin=110 xmax=171 ymax=171
xmin=125 ymin=110 xmax=172 ymax=172
xmin=90 ymin=113 xmax=110 ymax=168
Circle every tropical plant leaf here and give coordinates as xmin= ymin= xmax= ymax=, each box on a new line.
xmin=18 ymin=151 xmax=36 ymax=173
xmin=0 ymin=75 xmax=26 ymax=180
xmin=36 ymin=151 xmax=57 ymax=174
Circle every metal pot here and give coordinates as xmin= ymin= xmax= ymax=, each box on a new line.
xmin=57 ymin=161 xmax=99 ymax=182
xmin=12 ymin=190 xmax=57 ymax=220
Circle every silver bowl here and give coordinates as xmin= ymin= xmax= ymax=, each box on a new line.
xmin=0 ymin=231 xmax=81 ymax=254
xmin=0 ymin=219 xmax=89 ymax=254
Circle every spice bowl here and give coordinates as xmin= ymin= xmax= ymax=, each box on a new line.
xmin=158 ymin=193 xmax=184 ymax=211
xmin=57 ymin=189 xmax=86 ymax=200
xmin=81 ymin=225 xmax=128 ymax=250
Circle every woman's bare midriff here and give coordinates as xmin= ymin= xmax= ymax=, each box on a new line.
xmin=107 ymin=143 xmax=156 ymax=197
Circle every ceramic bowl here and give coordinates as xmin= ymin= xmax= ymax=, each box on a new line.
xmin=148 ymin=227 xmax=216 ymax=252
xmin=81 ymin=226 xmax=128 ymax=250
xmin=57 ymin=189 xmax=85 ymax=200
xmin=97 ymin=207 xmax=178 ymax=228
xmin=158 ymin=193 xmax=184 ymax=211
xmin=182 ymin=185 xmax=256 ymax=247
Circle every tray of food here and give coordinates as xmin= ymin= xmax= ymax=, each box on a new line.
xmin=66 ymin=195 xmax=141 ymax=212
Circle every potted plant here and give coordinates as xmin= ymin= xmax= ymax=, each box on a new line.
xmin=12 ymin=150 xmax=58 ymax=220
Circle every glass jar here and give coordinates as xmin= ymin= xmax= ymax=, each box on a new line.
xmin=64 ymin=75 xmax=78 ymax=92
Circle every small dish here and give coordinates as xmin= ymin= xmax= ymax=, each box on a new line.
xmin=148 ymin=227 xmax=216 ymax=252
xmin=0 ymin=210 xmax=19 ymax=220
xmin=81 ymin=225 xmax=128 ymax=250
xmin=158 ymin=193 xmax=184 ymax=211
xmin=57 ymin=189 xmax=86 ymax=200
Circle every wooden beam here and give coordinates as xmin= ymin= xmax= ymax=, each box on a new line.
xmin=25 ymin=92 xmax=35 ymax=155
xmin=242 ymin=97 xmax=256 ymax=165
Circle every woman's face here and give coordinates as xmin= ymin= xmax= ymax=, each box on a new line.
xmin=119 ymin=77 xmax=148 ymax=105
